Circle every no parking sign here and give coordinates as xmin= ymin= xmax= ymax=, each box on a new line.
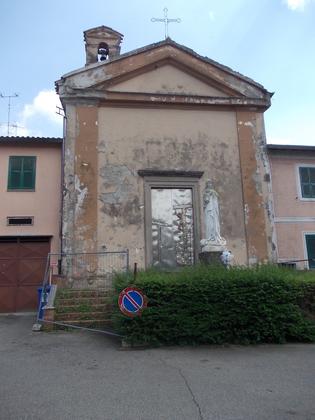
xmin=118 ymin=287 xmax=147 ymax=317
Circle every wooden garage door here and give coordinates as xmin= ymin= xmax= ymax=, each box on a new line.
xmin=0 ymin=237 xmax=50 ymax=313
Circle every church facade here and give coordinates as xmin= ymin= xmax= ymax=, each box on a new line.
xmin=56 ymin=26 xmax=275 ymax=270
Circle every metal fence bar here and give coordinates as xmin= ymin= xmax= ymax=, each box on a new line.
xmin=42 ymin=250 xmax=129 ymax=289
xmin=37 ymin=318 xmax=123 ymax=338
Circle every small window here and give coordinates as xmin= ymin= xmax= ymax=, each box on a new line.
xmin=7 ymin=217 xmax=34 ymax=226
xmin=8 ymin=156 xmax=36 ymax=190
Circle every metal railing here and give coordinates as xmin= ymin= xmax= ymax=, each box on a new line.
xmin=42 ymin=250 xmax=129 ymax=290
xmin=36 ymin=251 xmax=129 ymax=336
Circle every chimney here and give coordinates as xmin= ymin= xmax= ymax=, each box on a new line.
xmin=84 ymin=26 xmax=124 ymax=65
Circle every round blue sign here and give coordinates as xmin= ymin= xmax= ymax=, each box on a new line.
xmin=118 ymin=287 xmax=147 ymax=317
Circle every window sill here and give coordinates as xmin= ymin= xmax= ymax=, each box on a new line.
xmin=299 ymin=197 xmax=315 ymax=202
xmin=7 ymin=189 xmax=36 ymax=192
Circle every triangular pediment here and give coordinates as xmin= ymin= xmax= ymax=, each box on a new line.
xmin=57 ymin=40 xmax=272 ymax=108
xmin=107 ymin=64 xmax=227 ymax=97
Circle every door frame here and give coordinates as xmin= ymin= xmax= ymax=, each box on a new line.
xmin=142 ymin=175 xmax=201 ymax=268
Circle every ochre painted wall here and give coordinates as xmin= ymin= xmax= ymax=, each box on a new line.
xmin=236 ymin=111 xmax=273 ymax=264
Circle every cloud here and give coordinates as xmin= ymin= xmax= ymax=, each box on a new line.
xmin=0 ymin=89 xmax=64 ymax=137
xmin=284 ymin=0 xmax=311 ymax=11
xmin=21 ymin=89 xmax=62 ymax=127
xmin=0 ymin=124 xmax=31 ymax=137
xmin=208 ymin=11 xmax=215 ymax=21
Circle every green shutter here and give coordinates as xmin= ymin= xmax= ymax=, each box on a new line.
xmin=306 ymin=235 xmax=315 ymax=269
xmin=8 ymin=156 xmax=36 ymax=190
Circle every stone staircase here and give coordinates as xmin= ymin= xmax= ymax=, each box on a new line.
xmin=54 ymin=288 xmax=114 ymax=329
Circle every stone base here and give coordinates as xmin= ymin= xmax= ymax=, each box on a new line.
xmin=199 ymin=251 xmax=223 ymax=266
xmin=43 ymin=307 xmax=55 ymax=331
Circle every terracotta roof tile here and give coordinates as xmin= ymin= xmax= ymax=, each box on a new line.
xmin=0 ymin=136 xmax=62 ymax=144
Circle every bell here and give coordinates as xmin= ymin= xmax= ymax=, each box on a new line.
xmin=98 ymin=47 xmax=108 ymax=61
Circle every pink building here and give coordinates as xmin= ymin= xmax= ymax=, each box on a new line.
xmin=0 ymin=136 xmax=62 ymax=312
xmin=268 ymin=145 xmax=315 ymax=270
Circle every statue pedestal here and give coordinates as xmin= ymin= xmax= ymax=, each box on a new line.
xmin=199 ymin=251 xmax=223 ymax=266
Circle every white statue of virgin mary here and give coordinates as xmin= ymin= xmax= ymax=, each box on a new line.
xmin=200 ymin=180 xmax=226 ymax=252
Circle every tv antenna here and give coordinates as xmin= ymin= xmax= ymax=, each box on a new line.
xmin=56 ymin=106 xmax=65 ymax=118
xmin=0 ymin=93 xmax=19 ymax=136
xmin=0 ymin=122 xmax=24 ymax=136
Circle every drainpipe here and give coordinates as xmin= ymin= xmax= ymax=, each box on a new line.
xmin=59 ymin=108 xmax=66 ymax=271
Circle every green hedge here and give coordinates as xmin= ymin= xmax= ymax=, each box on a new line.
xmin=112 ymin=265 xmax=315 ymax=346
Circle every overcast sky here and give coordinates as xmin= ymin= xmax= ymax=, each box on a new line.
xmin=1 ymin=0 xmax=314 ymax=145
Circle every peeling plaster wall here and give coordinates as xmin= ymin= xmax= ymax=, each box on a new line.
xmin=63 ymin=105 xmax=99 ymax=254
xmin=60 ymin=45 xmax=273 ymax=268
xmin=236 ymin=111 xmax=275 ymax=264
xmin=74 ymin=107 xmax=98 ymax=252
xmin=62 ymin=104 xmax=76 ymax=254
xmin=97 ymin=107 xmax=247 ymax=267
xmin=62 ymin=104 xmax=274 ymax=267
xmin=58 ymin=44 xmax=267 ymax=100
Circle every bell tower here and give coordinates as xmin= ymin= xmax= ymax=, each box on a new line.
xmin=84 ymin=26 xmax=124 ymax=65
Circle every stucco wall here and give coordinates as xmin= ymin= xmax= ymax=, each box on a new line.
xmin=62 ymin=104 xmax=274 ymax=268
xmin=270 ymin=155 xmax=315 ymax=217
xmin=94 ymin=106 xmax=247 ymax=267
xmin=108 ymin=64 xmax=227 ymax=96
xmin=269 ymin=153 xmax=315 ymax=268
xmin=275 ymin=222 xmax=315 ymax=269
xmin=0 ymin=144 xmax=61 ymax=253
xmin=60 ymin=43 xmax=274 ymax=269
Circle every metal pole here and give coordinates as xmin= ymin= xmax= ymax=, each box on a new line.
xmin=126 ymin=249 xmax=130 ymax=271
xmin=0 ymin=93 xmax=19 ymax=136
xmin=133 ymin=262 xmax=138 ymax=282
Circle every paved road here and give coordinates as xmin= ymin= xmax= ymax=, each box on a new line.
xmin=0 ymin=314 xmax=314 ymax=420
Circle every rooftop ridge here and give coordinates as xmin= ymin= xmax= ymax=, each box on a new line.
xmin=0 ymin=136 xmax=63 ymax=143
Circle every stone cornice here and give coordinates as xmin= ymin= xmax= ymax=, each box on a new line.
xmin=61 ymin=90 xmax=270 ymax=110
xmin=138 ymin=169 xmax=204 ymax=178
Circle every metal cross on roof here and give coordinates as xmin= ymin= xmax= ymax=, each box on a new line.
xmin=151 ymin=8 xmax=181 ymax=39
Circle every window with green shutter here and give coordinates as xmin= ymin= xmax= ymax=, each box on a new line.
xmin=299 ymin=167 xmax=315 ymax=199
xmin=8 ymin=156 xmax=36 ymax=190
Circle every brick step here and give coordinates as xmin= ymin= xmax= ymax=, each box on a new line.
xmin=55 ymin=303 xmax=113 ymax=314
xmin=55 ymin=297 xmax=111 ymax=306
xmin=57 ymin=289 xmax=112 ymax=299
xmin=54 ymin=319 xmax=112 ymax=329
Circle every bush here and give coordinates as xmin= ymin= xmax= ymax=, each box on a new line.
xmin=112 ymin=265 xmax=315 ymax=346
